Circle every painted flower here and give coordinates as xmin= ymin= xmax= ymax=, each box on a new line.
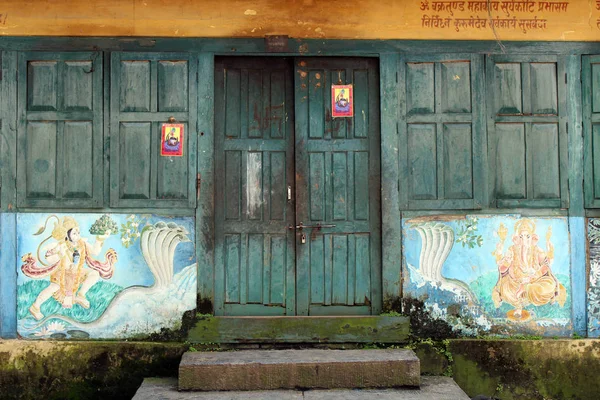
xmin=47 ymin=321 xmax=65 ymax=333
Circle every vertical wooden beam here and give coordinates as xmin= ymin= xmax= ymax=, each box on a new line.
xmin=196 ymin=53 xmax=215 ymax=311
xmin=1 ymin=51 xmax=17 ymax=211
xmin=379 ymin=53 xmax=402 ymax=309
xmin=0 ymin=51 xmax=17 ymax=338
xmin=0 ymin=213 xmax=17 ymax=338
xmin=566 ymin=55 xmax=587 ymax=337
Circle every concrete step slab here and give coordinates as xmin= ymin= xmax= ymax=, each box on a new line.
xmin=178 ymin=349 xmax=420 ymax=391
xmin=134 ymin=376 xmax=470 ymax=399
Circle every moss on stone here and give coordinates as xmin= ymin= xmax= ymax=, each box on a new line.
xmin=0 ymin=341 xmax=187 ymax=400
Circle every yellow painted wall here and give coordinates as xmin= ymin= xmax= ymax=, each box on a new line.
xmin=0 ymin=0 xmax=599 ymax=41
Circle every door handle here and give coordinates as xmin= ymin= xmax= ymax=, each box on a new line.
xmin=289 ymin=222 xmax=336 ymax=230
xmin=288 ymin=186 xmax=292 ymax=201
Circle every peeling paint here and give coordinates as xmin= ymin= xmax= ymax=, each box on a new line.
xmin=246 ymin=153 xmax=263 ymax=218
xmin=244 ymin=9 xmax=257 ymax=16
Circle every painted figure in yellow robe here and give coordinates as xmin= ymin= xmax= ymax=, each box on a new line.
xmin=21 ymin=216 xmax=117 ymax=320
xmin=492 ymin=219 xmax=566 ymax=321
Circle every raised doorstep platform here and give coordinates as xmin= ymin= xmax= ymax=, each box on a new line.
xmin=187 ymin=316 xmax=410 ymax=344
xmin=178 ymin=349 xmax=420 ymax=391
xmin=134 ymin=376 xmax=469 ymax=399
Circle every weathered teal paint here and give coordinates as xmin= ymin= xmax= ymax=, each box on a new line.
xmin=486 ymin=55 xmax=569 ymax=210
xmin=295 ymin=57 xmax=381 ymax=316
xmin=16 ymin=52 xmax=103 ymax=209
xmin=380 ymin=53 xmax=402 ymax=307
xmin=196 ymin=53 xmax=215 ymax=308
xmin=213 ymin=57 xmax=295 ymax=316
xmin=399 ymin=54 xmax=485 ymax=210
xmin=584 ymin=55 xmax=600 ymax=209
xmin=0 ymin=37 xmax=597 ymax=338
xmin=570 ymin=55 xmax=588 ymax=336
xmin=109 ymin=52 xmax=198 ymax=209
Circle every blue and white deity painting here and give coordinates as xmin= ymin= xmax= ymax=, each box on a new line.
xmin=403 ymin=215 xmax=572 ymax=336
xmin=17 ymin=213 xmax=196 ymax=339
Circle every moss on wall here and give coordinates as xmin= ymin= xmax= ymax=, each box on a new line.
xmin=0 ymin=341 xmax=187 ymax=400
xmin=450 ymin=339 xmax=600 ymax=400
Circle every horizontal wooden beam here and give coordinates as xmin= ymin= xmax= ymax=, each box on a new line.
xmin=188 ymin=316 xmax=410 ymax=343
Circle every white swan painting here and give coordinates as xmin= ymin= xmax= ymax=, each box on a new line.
xmin=17 ymin=213 xmax=197 ymax=339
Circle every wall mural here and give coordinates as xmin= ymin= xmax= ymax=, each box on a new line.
xmin=403 ymin=215 xmax=572 ymax=336
xmin=588 ymin=219 xmax=600 ymax=337
xmin=17 ymin=213 xmax=196 ymax=339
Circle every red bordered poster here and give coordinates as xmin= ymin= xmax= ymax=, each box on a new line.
xmin=331 ymin=84 xmax=353 ymax=118
xmin=161 ymin=123 xmax=184 ymax=157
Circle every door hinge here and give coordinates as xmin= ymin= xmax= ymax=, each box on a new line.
xmin=196 ymin=172 xmax=202 ymax=200
xmin=565 ymin=73 xmax=567 ymax=84
xmin=196 ymin=173 xmax=201 ymax=200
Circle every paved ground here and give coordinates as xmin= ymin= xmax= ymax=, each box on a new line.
xmin=132 ymin=376 xmax=470 ymax=399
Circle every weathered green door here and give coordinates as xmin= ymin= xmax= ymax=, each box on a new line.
xmin=214 ymin=57 xmax=381 ymax=316
xmin=294 ymin=58 xmax=381 ymax=315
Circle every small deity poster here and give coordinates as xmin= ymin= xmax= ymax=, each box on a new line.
xmin=331 ymin=84 xmax=353 ymax=118
xmin=161 ymin=123 xmax=184 ymax=157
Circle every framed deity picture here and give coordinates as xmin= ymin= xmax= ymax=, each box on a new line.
xmin=161 ymin=123 xmax=184 ymax=157
xmin=331 ymin=84 xmax=353 ymax=117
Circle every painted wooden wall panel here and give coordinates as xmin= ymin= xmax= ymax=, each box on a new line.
xmin=400 ymin=54 xmax=483 ymax=210
xmin=443 ymin=123 xmax=473 ymax=199
xmin=25 ymin=121 xmax=57 ymax=198
xmin=109 ymin=52 xmax=197 ymax=208
xmin=17 ymin=52 xmax=103 ymax=208
xmin=530 ymin=63 xmax=558 ymax=115
xmin=495 ymin=123 xmax=527 ymax=199
xmin=530 ymin=123 xmax=560 ymax=199
xmin=487 ymin=56 xmax=567 ymax=208
xmin=494 ymin=63 xmax=523 ymax=115
xmin=408 ymin=124 xmax=437 ymax=200
xmin=64 ymin=61 xmax=93 ymax=111
xmin=62 ymin=121 xmax=93 ymax=199
xmin=583 ymin=56 xmax=600 ymax=208
xmin=440 ymin=62 xmax=471 ymax=114
xmin=406 ymin=63 xmax=435 ymax=115
xmin=118 ymin=122 xmax=151 ymax=199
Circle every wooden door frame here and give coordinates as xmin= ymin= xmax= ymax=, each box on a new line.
xmin=204 ymin=54 xmax=394 ymax=316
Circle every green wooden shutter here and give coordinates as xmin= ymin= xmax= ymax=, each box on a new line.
xmin=583 ymin=55 xmax=600 ymax=208
xmin=399 ymin=54 xmax=485 ymax=210
xmin=110 ymin=52 xmax=197 ymax=208
xmin=486 ymin=55 xmax=568 ymax=209
xmin=16 ymin=52 xmax=103 ymax=208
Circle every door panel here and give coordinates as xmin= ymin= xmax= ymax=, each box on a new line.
xmin=295 ymin=58 xmax=381 ymax=316
xmin=17 ymin=52 xmax=103 ymax=208
xmin=109 ymin=52 xmax=197 ymax=208
xmin=214 ymin=58 xmax=296 ymax=316
xmin=584 ymin=56 xmax=600 ymax=208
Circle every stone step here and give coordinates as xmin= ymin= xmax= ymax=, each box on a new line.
xmin=187 ymin=316 xmax=410 ymax=344
xmin=134 ymin=376 xmax=470 ymax=399
xmin=178 ymin=349 xmax=420 ymax=391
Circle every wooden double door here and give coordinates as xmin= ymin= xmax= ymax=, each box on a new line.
xmin=214 ymin=57 xmax=381 ymax=316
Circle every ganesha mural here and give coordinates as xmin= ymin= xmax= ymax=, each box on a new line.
xmin=17 ymin=213 xmax=196 ymax=339
xmin=403 ymin=215 xmax=572 ymax=336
